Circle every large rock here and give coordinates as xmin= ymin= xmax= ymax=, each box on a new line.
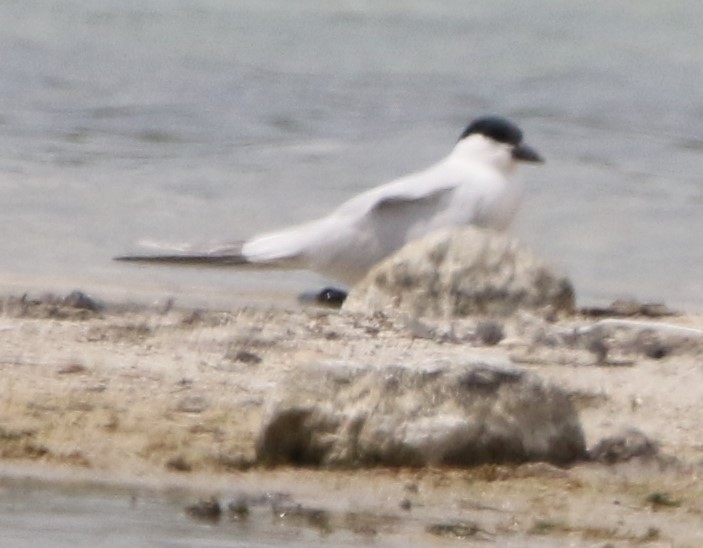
xmin=256 ymin=361 xmax=586 ymax=468
xmin=343 ymin=227 xmax=575 ymax=318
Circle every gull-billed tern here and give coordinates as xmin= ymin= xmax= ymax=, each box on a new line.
xmin=116 ymin=116 xmax=543 ymax=299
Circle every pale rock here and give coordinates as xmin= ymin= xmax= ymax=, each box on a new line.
xmin=256 ymin=360 xmax=586 ymax=468
xmin=343 ymin=227 xmax=574 ymax=318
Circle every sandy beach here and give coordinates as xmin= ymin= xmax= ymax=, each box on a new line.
xmin=1 ymin=291 xmax=703 ymax=545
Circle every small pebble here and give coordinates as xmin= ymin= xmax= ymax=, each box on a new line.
xmin=646 ymin=492 xmax=680 ymax=509
xmin=63 ymin=290 xmax=102 ymax=312
xmin=232 ymin=350 xmax=262 ymax=365
xmin=58 ymin=363 xmax=87 ymax=375
xmin=475 ymin=320 xmax=504 ymax=346
xmin=589 ymin=428 xmax=658 ymax=463
xmin=228 ymin=497 xmax=250 ymax=519
xmin=176 ymin=395 xmax=209 ymax=414
xmin=426 ymin=521 xmax=480 ymax=539
xmin=186 ymin=497 xmax=221 ymax=521
xmin=165 ymin=456 xmax=192 ymax=472
xmin=298 ymin=287 xmax=347 ymax=308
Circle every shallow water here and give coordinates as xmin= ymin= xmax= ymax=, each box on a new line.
xmin=2 ymin=0 xmax=702 ymax=310
xmin=2 ymin=475 xmax=587 ymax=548
xmin=0 ymin=479 xmax=375 ymax=548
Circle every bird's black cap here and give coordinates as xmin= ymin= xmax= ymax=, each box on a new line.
xmin=459 ymin=116 xmax=543 ymax=162
xmin=459 ymin=116 xmax=523 ymax=146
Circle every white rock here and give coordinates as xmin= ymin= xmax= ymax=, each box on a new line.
xmin=343 ymin=227 xmax=574 ymax=318
xmin=256 ymin=360 xmax=585 ymax=468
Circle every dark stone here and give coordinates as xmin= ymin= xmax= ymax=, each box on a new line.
xmin=298 ymin=287 xmax=348 ymax=308
xmin=475 ymin=320 xmax=505 ymax=346
xmin=63 ymin=290 xmax=103 ymax=312
xmin=426 ymin=521 xmax=482 ymax=539
xmin=589 ymin=428 xmax=658 ymax=463
xmin=232 ymin=350 xmax=263 ymax=365
xmin=186 ymin=497 xmax=221 ymax=521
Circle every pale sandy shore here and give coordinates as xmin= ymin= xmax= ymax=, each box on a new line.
xmin=2 ymin=292 xmax=703 ymax=546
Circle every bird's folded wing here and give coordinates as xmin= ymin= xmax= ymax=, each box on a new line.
xmin=370 ymin=185 xmax=455 ymax=213
xmin=114 ymin=240 xmax=249 ymax=266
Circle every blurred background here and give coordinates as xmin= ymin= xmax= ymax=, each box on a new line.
xmin=1 ymin=0 xmax=702 ymax=310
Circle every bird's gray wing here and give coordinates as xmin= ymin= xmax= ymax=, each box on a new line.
xmin=370 ymin=185 xmax=455 ymax=214
xmin=114 ymin=240 xmax=251 ymax=267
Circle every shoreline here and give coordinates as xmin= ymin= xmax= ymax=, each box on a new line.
xmin=2 ymin=291 xmax=703 ymax=544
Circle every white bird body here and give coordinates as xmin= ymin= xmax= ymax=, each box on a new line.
xmin=242 ymin=136 xmax=523 ymax=285
xmin=116 ymin=116 xmax=542 ymax=289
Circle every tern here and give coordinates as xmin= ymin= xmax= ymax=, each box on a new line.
xmin=116 ymin=116 xmax=543 ymax=303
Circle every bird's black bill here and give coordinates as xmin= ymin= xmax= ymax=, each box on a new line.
xmin=512 ymin=143 xmax=543 ymax=163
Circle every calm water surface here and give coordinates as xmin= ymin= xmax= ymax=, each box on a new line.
xmin=0 ymin=478 xmax=391 ymax=548
xmin=1 ymin=0 xmax=702 ymax=309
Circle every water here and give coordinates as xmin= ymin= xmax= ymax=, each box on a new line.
xmin=0 ymin=478 xmax=378 ymax=548
xmin=1 ymin=0 xmax=702 ymax=309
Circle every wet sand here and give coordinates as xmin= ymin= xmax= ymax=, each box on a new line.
xmin=1 ymin=292 xmax=703 ymax=545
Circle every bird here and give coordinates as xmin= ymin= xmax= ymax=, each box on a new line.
xmin=115 ymin=116 xmax=543 ymax=302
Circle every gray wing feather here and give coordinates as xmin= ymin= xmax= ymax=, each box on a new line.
xmin=114 ymin=241 xmax=251 ymax=267
xmin=370 ymin=186 xmax=455 ymax=213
